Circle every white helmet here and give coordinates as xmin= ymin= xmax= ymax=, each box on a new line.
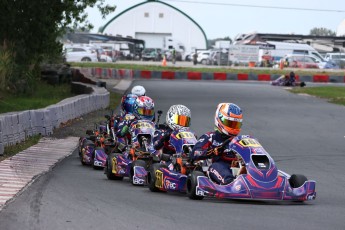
xmin=131 ymin=85 xmax=146 ymax=96
xmin=166 ymin=105 xmax=191 ymax=131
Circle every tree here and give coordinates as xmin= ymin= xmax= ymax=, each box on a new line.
xmin=0 ymin=0 xmax=115 ymax=95
xmin=309 ymin=27 xmax=336 ymax=36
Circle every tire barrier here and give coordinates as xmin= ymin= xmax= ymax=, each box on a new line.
xmin=87 ymin=67 xmax=345 ymax=83
xmin=0 ymin=82 xmax=109 ymax=155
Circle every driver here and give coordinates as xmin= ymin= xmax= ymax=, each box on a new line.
xmin=190 ymin=102 xmax=243 ymax=185
xmin=153 ymin=104 xmax=192 ymax=156
xmin=116 ymin=95 xmax=155 ymax=148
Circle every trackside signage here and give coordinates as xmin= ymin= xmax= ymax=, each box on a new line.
xmin=228 ymin=45 xmax=259 ymax=63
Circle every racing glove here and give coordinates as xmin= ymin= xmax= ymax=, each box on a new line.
xmin=120 ymin=125 xmax=129 ymax=137
xmin=213 ymin=145 xmax=225 ymax=156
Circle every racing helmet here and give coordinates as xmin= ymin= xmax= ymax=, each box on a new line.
xmin=121 ymin=93 xmax=138 ymax=114
xmin=131 ymin=85 xmax=146 ymax=96
xmin=166 ymin=104 xmax=191 ymax=131
xmin=133 ymin=96 xmax=155 ymax=121
xmin=215 ymin=103 xmax=243 ymax=136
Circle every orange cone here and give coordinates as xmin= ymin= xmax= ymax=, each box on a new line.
xmin=280 ymin=59 xmax=284 ymax=70
xmin=162 ymin=55 xmax=167 ymax=66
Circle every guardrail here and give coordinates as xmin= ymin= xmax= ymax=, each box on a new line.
xmin=0 ymin=79 xmax=109 ymax=155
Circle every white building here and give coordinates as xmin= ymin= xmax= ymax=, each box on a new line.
xmin=101 ymin=0 xmax=207 ymax=56
xmin=337 ymin=19 xmax=345 ymax=36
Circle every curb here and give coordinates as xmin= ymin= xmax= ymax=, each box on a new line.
xmin=0 ymin=137 xmax=78 ymax=210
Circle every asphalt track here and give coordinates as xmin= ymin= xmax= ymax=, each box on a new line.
xmin=1 ymin=80 xmax=345 ymax=230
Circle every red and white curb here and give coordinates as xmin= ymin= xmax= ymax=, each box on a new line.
xmin=0 ymin=136 xmax=78 ymax=210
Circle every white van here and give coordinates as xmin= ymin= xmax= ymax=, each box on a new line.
xmin=259 ymin=41 xmax=326 ymax=64
xmin=324 ymin=52 xmax=345 ymax=61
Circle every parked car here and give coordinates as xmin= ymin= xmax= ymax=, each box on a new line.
xmin=64 ymin=46 xmax=98 ymax=62
xmin=324 ymin=52 xmax=345 ymax=68
xmin=206 ymin=50 xmax=229 ymax=66
xmin=141 ymin=48 xmax=163 ymax=61
xmin=197 ymin=50 xmax=210 ymax=64
xmin=281 ymin=54 xmax=319 ymax=69
xmin=93 ymin=47 xmax=113 ymax=62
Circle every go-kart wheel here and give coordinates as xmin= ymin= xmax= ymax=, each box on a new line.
xmin=130 ymin=160 xmax=146 ymax=185
xmin=105 ymin=153 xmax=124 ymax=180
xmin=289 ymin=174 xmax=308 ymax=188
xmin=80 ymin=152 xmax=87 ymax=165
xmin=187 ymin=171 xmax=204 ymax=200
xmin=148 ymin=163 xmax=168 ymax=192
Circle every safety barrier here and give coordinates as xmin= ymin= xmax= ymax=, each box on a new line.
xmin=87 ymin=67 xmax=345 ymax=83
xmin=0 ymin=82 xmax=109 ymax=155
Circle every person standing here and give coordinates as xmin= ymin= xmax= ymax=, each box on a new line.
xmin=172 ymin=48 xmax=176 ymax=64
xmin=193 ymin=51 xmax=198 ymax=65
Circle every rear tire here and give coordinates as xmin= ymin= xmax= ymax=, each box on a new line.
xmin=148 ymin=163 xmax=168 ymax=192
xmin=187 ymin=171 xmax=205 ymax=200
xmin=289 ymin=174 xmax=308 ymax=188
xmin=105 ymin=153 xmax=124 ymax=180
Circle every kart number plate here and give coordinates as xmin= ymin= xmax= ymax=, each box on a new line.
xmin=239 ymin=138 xmax=261 ymax=148
xmin=135 ymin=122 xmax=154 ymax=129
xmin=155 ymin=170 xmax=163 ymax=188
xmin=176 ymin=132 xmax=194 ymax=139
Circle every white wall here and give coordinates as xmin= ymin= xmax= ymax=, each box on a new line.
xmin=103 ymin=2 xmax=207 ymax=53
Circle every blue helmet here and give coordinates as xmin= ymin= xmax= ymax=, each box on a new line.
xmin=121 ymin=93 xmax=138 ymax=114
xmin=133 ymin=96 xmax=155 ymax=121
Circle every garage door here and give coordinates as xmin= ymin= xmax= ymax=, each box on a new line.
xmin=136 ymin=32 xmax=171 ymax=49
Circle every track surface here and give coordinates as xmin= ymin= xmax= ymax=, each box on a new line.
xmin=1 ymin=80 xmax=345 ymax=230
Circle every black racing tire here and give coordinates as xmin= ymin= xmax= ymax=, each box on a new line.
xmin=148 ymin=163 xmax=168 ymax=192
xmin=289 ymin=174 xmax=308 ymax=188
xmin=186 ymin=171 xmax=205 ymax=200
xmin=129 ymin=160 xmax=146 ymax=185
xmin=105 ymin=153 xmax=124 ymax=180
xmin=80 ymin=140 xmax=94 ymax=164
xmin=81 ymin=57 xmax=91 ymax=62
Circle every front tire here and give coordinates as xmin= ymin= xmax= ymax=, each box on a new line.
xmin=187 ymin=171 xmax=205 ymax=200
xmin=289 ymin=174 xmax=308 ymax=188
xmin=148 ymin=163 xmax=168 ymax=192
xmin=105 ymin=153 xmax=124 ymax=180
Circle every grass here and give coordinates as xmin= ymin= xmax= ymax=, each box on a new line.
xmin=0 ymin=135 xmax=41 ymax=161
xmin=290 ymin=86 xmax=345 ymax=106
xmin=0 ymin=80 xmax=76 ymax=114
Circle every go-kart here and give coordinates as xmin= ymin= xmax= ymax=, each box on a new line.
xmin=186 ymin=135 xmax=316 ymax=202
xmin=147 ymin=130 xmax=205 ymax=193
xmin=105 ymin=119 xmax=159 ymax=185
xmin=79 ymin=123 xmax=115 ymax=169
xmin=271 ymin=75 xmax=306 ymax=87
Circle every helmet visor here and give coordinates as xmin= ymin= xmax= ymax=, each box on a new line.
xmin=220 ymin=117 xmax=242 ymax=129
xmin=172 ymin=114 xmax=191 ymax=127
xmin=137 ymin=108 xmax=154 ymax=116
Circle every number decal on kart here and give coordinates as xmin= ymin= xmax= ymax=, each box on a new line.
xmin=176 ymin=132 xmax=194 ymax=139
xmin=239 ymin=138 xmax=261 ymax=147
xmin=155 ymin=170 xmax=163 ymax=188
xmin=112 ymin=158 xmax=118 ymax=174
xmin=135 ymin=122 xmax=154 ymax=129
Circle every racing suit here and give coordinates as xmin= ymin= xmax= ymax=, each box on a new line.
xmin=115 ymin=114 xmax=137 ymax=151
xmin=191 ymin=130 xmax=236 ymax=185
xmin=153 ymin=124 xmax=176 ymax=155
